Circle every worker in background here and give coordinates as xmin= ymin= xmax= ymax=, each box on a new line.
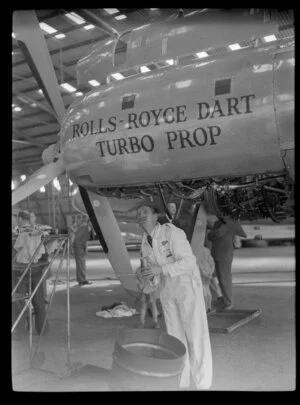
xmin=68 ymin=217 xmax=78 ymax=255
xmin=204 ymin=229 xmax=224 ymax=308
xmin=72 ymin=216 xmax=92 ymax=286
xmin=30 ymin=211 xmax=55 ymax=302
xmin=136 ymin=202 xmax=212 ymax=390
xmin=207 ymin=214 xmax=247 ymax=311
xmin=159 ymin=202 xmax=184 ymax=230
xmin=13 ymin=210 xmax=48 ymax=335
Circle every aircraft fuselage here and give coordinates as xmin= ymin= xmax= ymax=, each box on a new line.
xmin=61 ymin=42 xmax=294 ymax=189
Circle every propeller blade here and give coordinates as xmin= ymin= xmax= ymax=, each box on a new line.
xmin=12 ymin=158 xmax=65 ymax=206
xmin=80 ymin=188 xmax=139 ymax=293
xmin=13 ymin=10 xmax=65 ymax=124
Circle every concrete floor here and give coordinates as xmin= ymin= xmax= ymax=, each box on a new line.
xmin=12 ymin=277 xmax=295 ymax=391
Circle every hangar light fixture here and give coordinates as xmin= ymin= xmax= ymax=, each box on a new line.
xmin=70 ymin=187 xmax=78 ymax=196
xmin=176 ymin=80 xmax=192 ymax=89
xmin=60 ymin=82 xmax=77 ymax=93
xmin=20 ymin=175 xmax=26 ymax=181
xmin=111 ymin=72 xmax=125 ymax=80
xmin=84 ymin=24 xmax=95 ymax=30
xmin=228 ymin=43 xmax=241 ymax=51
xmin=140 ymin=66 xmax=151 ymax=73
xmin=37 ymin=89 xmax=43 ymax=94
xmin=53 ymin=177 xmax=61 ymax=191
xmin=12 ymin=103 xmax=16 ymax=108
xmin=39 ymin=186 xmax=46 ymax=193
xmin=264 ymin=34 xmax=277 ymax=43
xmin=195 ymin=51 xmax=208 ymax=58
xmin=55 ymin=33 xmax=66 ymax=39
xmin=13 ymin=106 xmax=22 ymax=112
xmin=69 ymin=178 xmax=73 ymax=186
xmin=12 ymin=180 xmax=16 ymax=190
xmin=31 ymin=103 xmax=37 ymax=107
xmin=88 ymin=79 xmax=100 ymax=87
xmin=115 ymin=14 xmax=127 ymax=20
xmin=104 ymin=8 xmax=119 ymax=15
xmin=150 ymin=8 xmax=159 ymax=11
xmin=75 ymin=91 xmax=83 ymax=96
xmin=12 ymin=32 xmax=16 ymax=38
xmin=65 ymin=12 xmax=86 ymax=25
xmin=39 ymin=22 xmax=57 ymax=34
xmin=165 ymin=59 xmax=175 ymax=65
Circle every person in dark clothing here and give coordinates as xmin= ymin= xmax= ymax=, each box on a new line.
xmin=207 ymin=215 xmax=246 ymax=310
xmin=13 ymin=211 xmax=48 ymax=336
xmin=158 ymin=202 xmax=184 ymax=230
xmin=72 ymin=216 xmax=92 ymax=286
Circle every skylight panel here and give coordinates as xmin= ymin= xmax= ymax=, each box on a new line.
xmin=111 ymin=73 xmax=124 ymax=80
xmin=55 ymin=33 xmax=66 ymax=39
xmin=60 ymin=82 xmax=77 ymax=92
xmin=264 ymin=34 xmax=277 ymax=42
xmin=39 ymin=22 xmax=57 ymax=34
xmin=65 ymin=12 xmax=86 ymax=25
xmin=228 ymin=43 xmax=241 ymax=51
xmin=83 ymin=24 xmax=95 ymax=30
xmin=195 ymin=51 xmax=208 ymax=58
xmin=104 ymin=8 xmax=119 ymax=15
xmin=115 ymin=14 xmax=127 ymax=20
xmin=88 ymin=80 xmax=100 ymax=87
xmin=140 ymin=66 xmax=151 ymax=73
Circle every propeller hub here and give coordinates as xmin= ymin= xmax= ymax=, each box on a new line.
xmin=42 ymin=143 xmax=61 ymax=164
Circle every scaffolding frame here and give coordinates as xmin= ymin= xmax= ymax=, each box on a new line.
xmin=12 ymin=234 xmax=73 ymax=371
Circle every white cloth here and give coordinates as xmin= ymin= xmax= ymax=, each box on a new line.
xmin=141 ymin=223 xmax=213 ymax=390
xmin=14 ymin=228 xmax=45 ymax=264
xmin=96 ymin=304 xmax=137 ymax=318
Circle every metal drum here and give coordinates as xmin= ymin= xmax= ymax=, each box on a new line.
xmin=109 ymin=328 xmax=186 ymax=391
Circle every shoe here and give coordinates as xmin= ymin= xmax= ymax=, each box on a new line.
xmin=213 ymin=297 xmax=226 ymax=311
xmin=213 ymin=297 xmax=233 ymax=311
xmin=78 ymin=280 xmax=92 ymax=286
xmin=147 ymin=308 xmax=162 ymax=318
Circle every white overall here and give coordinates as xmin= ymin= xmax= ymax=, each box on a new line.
xmin=141 ymin=223 xmax=213 ymax=389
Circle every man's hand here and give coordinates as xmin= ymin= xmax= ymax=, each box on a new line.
xmin=141 ymin=266 xmax=162 ymax=278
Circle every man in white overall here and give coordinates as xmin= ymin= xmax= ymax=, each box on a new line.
xmin=136 ymin=203 xmax=212 ymax=390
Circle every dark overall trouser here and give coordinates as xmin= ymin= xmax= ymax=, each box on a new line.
xmin=214 ymin=256 xmax=234 ymax=306
xmin=73 ymin=245 xmax=87 ymax=283
xmin=12 ymin=267 xmax=48 ymax=336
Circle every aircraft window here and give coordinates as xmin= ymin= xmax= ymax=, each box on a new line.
xmin=215 ymin=78 xmax=231 ymax=96
xmin=122 ymin=94 xmax=136 ymax=110
xmin=114 ymin=31 xmax=131 ymax=67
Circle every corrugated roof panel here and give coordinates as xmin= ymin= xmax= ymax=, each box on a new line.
xmin=278 ymin=28 xmax=294 ymax=39
xmin=277 ymin=10 xmax=294 ymax=27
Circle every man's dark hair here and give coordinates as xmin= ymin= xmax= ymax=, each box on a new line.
xmin=18 ymin=210 xmax=30 ymax=221
xmin=150 ymin=206 xmax=160 ymax=215
xmin=137 ymin=203 xmax=160 ymax=215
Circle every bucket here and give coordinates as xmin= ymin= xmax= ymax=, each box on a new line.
xmin=109 ymin=328 xmax=186 ymax=391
